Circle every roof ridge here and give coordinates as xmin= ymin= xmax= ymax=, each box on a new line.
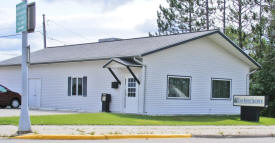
xmin=47 ymin=29 xmax=220 ymax=49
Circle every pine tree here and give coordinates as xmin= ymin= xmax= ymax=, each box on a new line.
xmin=250 ymin=0 xmax=272 ymax=58
xmin=197 ymin=0 xmax=216 ymax=30
xmin=217 ymin=0 xmax=227 ymax=33
xmin=156 ymin=0 xmax=213 ymax=35
xmin=250 ymin=0 xmax=275 ymax=117
xmin=228 ymin=0 xmax=255 ymax=49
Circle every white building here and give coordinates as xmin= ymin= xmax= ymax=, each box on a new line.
xmin=0 ymin=30 xmax=260 ymax=115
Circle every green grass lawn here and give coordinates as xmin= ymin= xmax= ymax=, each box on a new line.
xmin=0 ymin=113 xmax=275 ymax=125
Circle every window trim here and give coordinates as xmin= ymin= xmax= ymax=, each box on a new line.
xmin=211 ymin=78 xmax=232 ymax=100
xmin=166 ymin=75 xmax=192 ymax=100
xmin=70 ymin=77 xmax=84 ymax=96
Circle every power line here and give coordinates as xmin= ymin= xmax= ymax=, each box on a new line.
xmin=48 ymin=19 xmax=91 ymax=42
xmin=0 ymin=31 xmax=42 ymax=39
xmin=37 ymin=31 xmax=69 ymax=45
xmin=47 ymin=36 xmax=68 ymax=46
xmin=0 ymin=34 xmax=21 ymax=38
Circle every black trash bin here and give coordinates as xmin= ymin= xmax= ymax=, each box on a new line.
xmin=101 ymin=93 xmax=111 ymax=112
xmin=241 ymin=106 xmax=262 ymax=122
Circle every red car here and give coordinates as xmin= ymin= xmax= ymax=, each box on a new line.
xmin=0 ymin=84 xmax=21 ymax=108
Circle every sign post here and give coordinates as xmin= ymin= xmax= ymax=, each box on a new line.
xmin=17 ymin=0 xmax=32 ymax=134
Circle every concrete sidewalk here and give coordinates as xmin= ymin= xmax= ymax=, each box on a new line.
xmin=0 ymin=125 xmax=275 ymax=137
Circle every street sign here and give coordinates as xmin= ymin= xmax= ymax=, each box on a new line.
xmin=16 ymin=2 xmax=27 ymax=33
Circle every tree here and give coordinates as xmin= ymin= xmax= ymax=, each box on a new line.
xmin=217 ymin=0 xmax=227 ymax=33
xmin=250 ymin=0 xmax=275 ymax=117
xmin=197 ymin=0 xmax=216 ymax=30
xmin=228 ymin=0 xmax=255 ymax=49
xmin=250 ymin=0 xmax=272 ymax=58
xmin=156 ymin=0 xmax=215 ymax=35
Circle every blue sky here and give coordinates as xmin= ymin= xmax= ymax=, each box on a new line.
xmin=0 ymin=0 xmax=166 ymax=61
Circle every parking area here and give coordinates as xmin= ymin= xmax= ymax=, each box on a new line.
xmin=0 ymin=108 xmax=77 ymax=117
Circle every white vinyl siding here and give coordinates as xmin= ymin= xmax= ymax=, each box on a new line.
xmin=0 ymin=60 xmax=126 ymax=112
xmin=143 ymin=38 xmax=250 ymax=115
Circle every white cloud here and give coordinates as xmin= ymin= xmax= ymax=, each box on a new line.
xmin=0 ymin=51 xmax=21 ymax=61
xmin=0 ymin=0 xmax=166 ymax=62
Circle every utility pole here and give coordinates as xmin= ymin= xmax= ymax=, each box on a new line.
xmin=223 ymin=0 xmax=226 ymax=33
xmin=42 ymin=14 xmax=47 ymax=49
xmin=18 ymin=0 xmax=31 ymax=134
xmin=206 ymin=0 xmax=209 ymax=30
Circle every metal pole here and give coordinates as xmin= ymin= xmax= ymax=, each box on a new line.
xmin=42 ymin=14 xmax=46 ymax=49
xmin=18 ymin=0 xmax=32 ymax=134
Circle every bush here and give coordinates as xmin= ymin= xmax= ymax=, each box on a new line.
xmin=261 ymin=101 xmax=275 ymax=117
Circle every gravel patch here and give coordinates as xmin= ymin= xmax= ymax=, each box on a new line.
xmin=1 ymin=125 xmax=275 ymax=137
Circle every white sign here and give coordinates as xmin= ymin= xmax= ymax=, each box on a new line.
xmin=233 ymin=95 xmax=266 ymax=107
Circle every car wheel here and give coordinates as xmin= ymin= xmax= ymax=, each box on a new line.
xmin=0 ymin=105 xmax=7 ymax=108
xmin=11 ymin=99 xmax=20 ymax=108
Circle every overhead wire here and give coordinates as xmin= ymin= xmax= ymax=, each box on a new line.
xmin=0 ymin=33 xmax=21 ymax=38
xmin=37 ymin=31 xmax=69 ymax=46
xmin=47 ymin=19 xmax=91 ymax=42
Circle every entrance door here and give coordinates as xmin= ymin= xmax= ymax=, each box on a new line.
xmin=28 ymin=79 xmax=41 ymax=108
xmin=125 ymin=77 xmax=138 ymax=113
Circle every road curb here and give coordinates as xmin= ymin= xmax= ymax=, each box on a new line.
xmin=11 ymin=134 xmax=192 ymax=140
xmin=193 ymin=134 xmax=275 ymax=138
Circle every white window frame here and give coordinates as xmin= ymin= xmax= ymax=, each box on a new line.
xmin=167 ymin=75 xmax=191 ymax=100
xmin=211 ymin=78 xmax=232 ymax=100
xmin=71 ymin=77 xmax=83 ymax=96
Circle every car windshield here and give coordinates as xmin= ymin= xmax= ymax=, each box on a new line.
xmin=0 ymin=85 xmax=7 ymax=93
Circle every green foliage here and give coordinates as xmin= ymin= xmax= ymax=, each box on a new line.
xmin=154 ymin=0 xmax=275 ymax=117
xmin=261 ymin=101 xmax=275 ymax=117
xmin=0 ymin=113 xmax=275 ymax=125
xmin=249 ymin=0 xmax=275 ymax=117
xmin=156 ymin=0 xmax=215 ymax=35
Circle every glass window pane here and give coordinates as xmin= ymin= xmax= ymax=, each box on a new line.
xmin=78 ymin=78 xmax=83 ymax=96
xmin=83 ymin=76 xmax=87 ymax=97
xmin=212 ymin=80 xmax=230 ymax=98
xmin=0 ymin=86 xmax=7 ymax=93
xmin=168 ymin=77 xmax=190 ymax=98
xmin=72 ymin=78 xmax=77 ymax=96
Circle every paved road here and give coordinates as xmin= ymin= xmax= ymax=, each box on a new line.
xmin=1 ymin=138 xmax=275 ymax=143
xmin=0 ymin=109 xmax=76 ymax=117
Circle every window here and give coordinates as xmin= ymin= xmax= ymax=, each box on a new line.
xmin=211 ymin=78 xmax=231 ymax=99
xmin=78 ymin=78 xmax=83 ymax=96
xmin=0 ymin=86 xmax=7 ymax=93
xmin=72 ymin=78 xmax=77 ymax=96
xmin=167 ymin=75 xmax=191 ymax=99
xmin=127 ymin=78 xmax=136 ymax=97
xmin=68 ymin=76 xmax=87 ymax=96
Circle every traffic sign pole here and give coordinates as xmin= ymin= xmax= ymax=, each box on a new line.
xmin=18 ymin=0 xmax=31 ymax=134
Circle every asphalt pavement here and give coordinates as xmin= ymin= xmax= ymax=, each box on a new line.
xmin=1 ymin=138 xmax=275 ymax=143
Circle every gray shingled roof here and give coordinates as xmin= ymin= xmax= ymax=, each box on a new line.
xmin=0 ymin=30 xmax=216 ymax=66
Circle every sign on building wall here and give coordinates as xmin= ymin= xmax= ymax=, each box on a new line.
xmin=16 ymin=1 xmax=27 ymax=33
xmin=233 ymin=95 xmax=267 ymax=107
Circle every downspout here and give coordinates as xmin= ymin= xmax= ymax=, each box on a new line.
xmin=246 ymin=69 xmax=258 ymax=95
xmin=134 ymin=57 xmax=147 ymax=114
